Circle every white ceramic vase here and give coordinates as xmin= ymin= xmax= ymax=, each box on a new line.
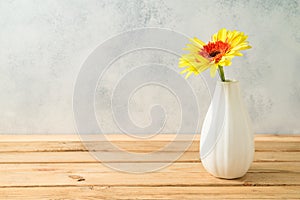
xmin=200 ymin=80 xmax=254 ymax=179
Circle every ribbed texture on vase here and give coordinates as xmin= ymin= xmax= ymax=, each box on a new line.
xmin=200 ymin=81 xmax=254 ymax=179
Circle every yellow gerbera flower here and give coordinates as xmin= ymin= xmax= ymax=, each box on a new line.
xmin=179 ymin=28 xmax=251 ymax=80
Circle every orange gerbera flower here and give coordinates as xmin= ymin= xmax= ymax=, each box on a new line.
xmin=179 ymin=28 xmax=251 ymax=80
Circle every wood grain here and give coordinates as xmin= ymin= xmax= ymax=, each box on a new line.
xmin=0 ymin=163 xmax=299 ymax=187
xmin=0 ymin=151 xmax=299 ymax=163
xmin=1 ymin=186 xmax=300 ymax=200
xmin=0 ymin=140 xmax=299 ymax=152
xmin=0 ymin=134 xmax=299 ymax=199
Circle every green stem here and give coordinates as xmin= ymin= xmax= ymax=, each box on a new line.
xmin=218 ymin=65 xmax=226 ymax=82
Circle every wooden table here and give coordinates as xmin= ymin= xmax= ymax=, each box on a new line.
xmin=0 ymin=134 xmax=299 ymax=199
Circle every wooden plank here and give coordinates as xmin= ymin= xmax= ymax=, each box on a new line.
xmin=0 ymin=140 xmax=299 ymax=152
xmin=0 ymin=134 xmax=299 ymax=142
xmin=0 ymin=135 xmax=299 ymax=200
xmin=0 ymin=141 xmax=86 ymax=152
xmin=0 ymin=162 xmax=299 ymax=187
xmin=0 ymin=186 xmax=300 ymax=200
xmin=0 ymin=134 xmax=299 ymax=153
xmin=0 ymin=166 xmax=300 ymax=187
xmin=0 ymin=162 xmax=299 ymax=174
xmin=0 ymin=171 xmax=299 ymax=187
xmin=0 ymin=151 xmax=299 ymax=163
xmin=255 ymin=141 xmax=300 ymax=152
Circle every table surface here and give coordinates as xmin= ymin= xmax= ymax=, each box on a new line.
xmin=0 ymin=134 xmax=299 ymax=199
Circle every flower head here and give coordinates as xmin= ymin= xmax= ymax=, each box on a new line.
xmin=179 ymin=28 xmax=251 ymax=79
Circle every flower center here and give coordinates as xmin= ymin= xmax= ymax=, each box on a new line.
xmin=209 ymin=51 xmax=221 ymax=57
xmin=200 ymin=41 xmax=230 ymax=63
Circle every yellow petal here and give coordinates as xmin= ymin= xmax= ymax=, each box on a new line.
xmin=234 ymin=52 xmax=243 ymax=56
xmin=219 ymin=59 xmax=232 ymax=66
xmin=237 ymin=35 xmax=248 ymax=45
xmin=227 ymin=30 xmax=240 ymax=43
xmin=196 ymin=63 xmax=211 ymax=74
xmin=217 ymin=28 xmax=227 ymax=42
xmin=183 ymin=44 xmax=200 ymax=53
xmin=212 ymin=33 xmax=217 ymax=42
xmin=210 ymin=65 xmax=218 ymax=77
xmin=231 ymin=44 xmax=252 ymax=51
xmin=230 ymin=34 xmax=249 ymax=48
xmin=180 ymin=68 xmax=189 ymax=74
xmin=230 ymin=35 xmax=243 ymax=47
xmin=194 ymin=54 xmax=210 ymax=63
xmin=226 ymin=31 xmax=233 ymax=41
xmin=227 ymin=51 xmax=243 ymax=56
xmin=191 ymin=37 xmax=206 ymax=47
xmin=185 ymin=71 xmax=194 ymax=79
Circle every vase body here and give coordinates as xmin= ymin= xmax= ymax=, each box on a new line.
xmin=200 ymin=80 xmax=254 ymax=179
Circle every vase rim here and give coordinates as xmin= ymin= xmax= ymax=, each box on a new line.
xmin=218 ymin=79 xmax=239 ymax=84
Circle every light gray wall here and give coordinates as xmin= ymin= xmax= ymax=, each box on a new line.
xmin=0 ymin=0 xmax=299 ymax=134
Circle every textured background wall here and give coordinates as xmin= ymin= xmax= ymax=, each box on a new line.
xmin=0 ymin=0 xmax=299 ymax=134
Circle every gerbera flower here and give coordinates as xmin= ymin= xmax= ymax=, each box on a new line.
xmin=179 ymin=28 xmax=251 ymax=80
